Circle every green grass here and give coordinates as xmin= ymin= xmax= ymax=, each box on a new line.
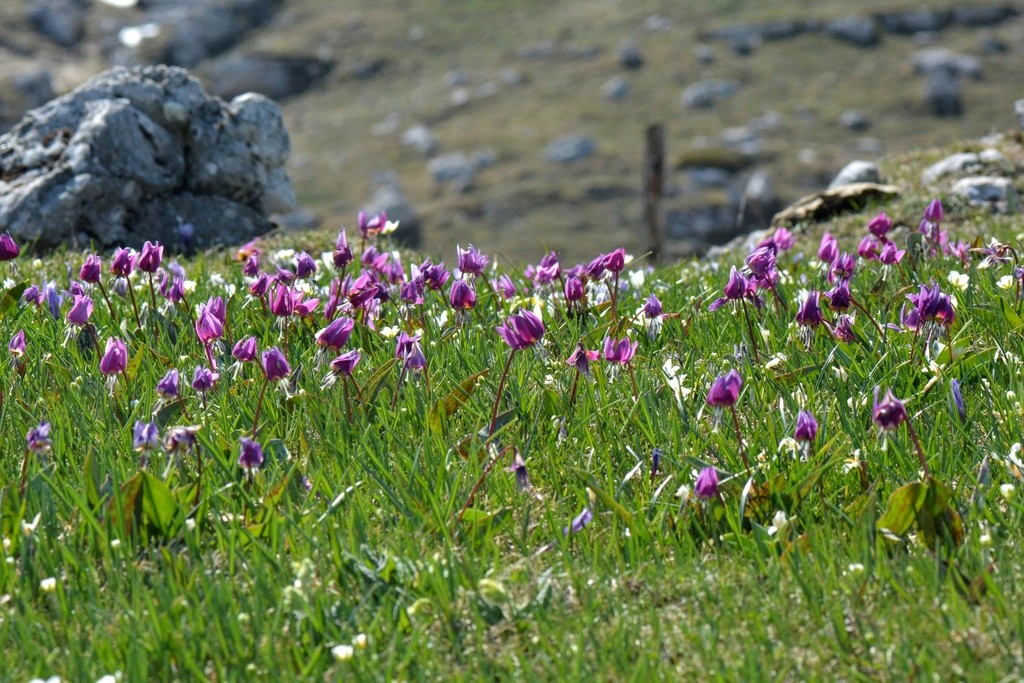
xmin=3 ymin=125 xmax=1024 ymax=680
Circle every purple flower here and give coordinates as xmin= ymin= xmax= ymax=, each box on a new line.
xmin=232 ymin=336 xmax=258 ymax=362
xmin=832 ymin=314 xmax=856 ymax=342
xmin=706 ymin=370 xmax=742 ymax=408
xmin=357 ymin=210 xmax=388 ymax=238
xmin=243 ymin=253 xmax=260 ymax=278
xmin=238 ymin=437 xmax=265 ymax=471
xmin=294 ymin=295 xmax=320 ymax=318
xmin=817 ymin=232 xmax=839 ymax=264
xmin=694 ymin=466 xmax=719 ymax=499
xmin=26 ymin=421 xmax=51 ymax=453
xmin=330 ymin=349 xmax=361 ymax=377
xmin=493 ymin=274 xmax=516 ymax=299
xmin=195 ymin=303 xmax=224 ymax=343
xmin=878 ymin=241 xmax=906 ymax=266
xmin=65 ymin=294 xmax=94 ymax=327
xmin=534 ymin=252 xmax=561 ymax=285
xmin=505 ymin=450 xmax=530 ymax=491
xmin=602 ymin=248 xmax=626 ymax=274
xmin=794 ymin=410 xmax=818 ymax=442
xmin=261 ymin=347 xmax=291 ymax=381
xmin=110 ymin=247 xmax=136 ymax=278
xmin=603 ymin=336 xmax=637 ymax=365
xmin=903 ymin=282 xmax=955 ymax=330
xmin=795 ymin=291 xmax=824 ymax=328
xmin=395 ymin=332 xmax=426 ymax=371
xmin=449 ymin=279 xmax=477 ymax=311
xmin=22 ymin=285 xmax=43 ymax=306
xmin=866 ymin=212 xmax=892 ymax=239
xmin=80 ymin=255 xmax=102 ymax=284
xmin=566 ymin=341 xmax=597 ymax=376
xmin=828 ymin=252 xmax=857 ymax=283
xmin=161 ymin=274 xmax=185 ymax=303
xmin=138 ymin=241 xmax=163 ymax=273
xmin=269 ymin=283 xmax=296 ymax=318
xmin=745 ymin=243 xmax=777 ymax=283
xmin=156 ymin=369 xmax=180 ymax=399
xmin=824 ymin=279 xmax=851 ymax=312
xmin=496 ymin=310 xmax=545 ymax=350
xmin=872 ymin=387 xmax=908 ymax=431
xmin=163 ymin=425 xmax=200 ymax=454
xmin=0 ymin=232 xmax=20 ymax=261
xmin=399 ymin=279 xmax=424 ymax=305
xmin=564 ymin=275 xmax=584 ymax=303
xmin=651 ymin=447 xmax=662 ymax=479
xmin=191 ymin=366 xmax=219 ymax=393
xmin=295 ymin=251 xmax=318 ymax=279
xmin=133 ymin=420 xmax=159 ymax=452
xmin=924 ymin=198 xmax=943 ymax=223
xmin=333 ymin=229 xmax=354 ymax=269
xmin=248 ymin=272 xmax=271 ymax=298
xmin=420 ymin=261 xmax=451 ymax=290
xmin=457 ymin=244 xmax=488 ymax=276
xmin=951 ymin=379 xmax=966 ymax=423
xmin=8 ymin=329 xmax=26 ymax=357
xmin=772 ymin=227 xmax=796 ymax=251
xmin=642 ymin=294 xmax=663 ymax=319
xmin=857 ymin=236 xmax=880 ymax=261
xmin=44 ymin=282 xmax=62 ymax=320
xmin=99 ymin=338 xmax=128 ymax=376
xmin=708 ymin=266 xmax=759 ymax=312
xmin=585 ymin=254 xmax=607 ymax=280
xmin=316 ymin=317 xmax=354 ymax=351
xmin=563 ymin=507 xmax=594 ymax=536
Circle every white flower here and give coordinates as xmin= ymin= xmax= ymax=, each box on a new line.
xmin=845 ymin=563 xmax=865 ymax=576
xmin=381 ymin=220 xmax=400 ymax=235
xmin=110 ymin=539 xmax=121 ymax=550
xmin=183 ymin=280 xmax=197 ymax=293
xmin=331 ymin=644 xmax=354 ymax=662
xmin=629 ymin=269 xmax=645 ymax=289
xmin=274 ymin=249 xmax=296 ymax=261
xmin=767 ymin=509 xmax=789 ymax=535
xmin=353 ymin=633 xmax=368 ymax=649
xmin=95 ymin=675 xmax=118 ymax=683
xmin=674 ymin=484 xmax=691 ymax=506
xmin=380 ymin=325 xmax=401 ymax=339
xmin=997 ymin=275 xmax=1015 ymax=290
xmin=40 ymin=577 xmax=57 ymax=592
xmin=21 ymin=512 xmax=41 ymax=537
xmin=1000 ymin=483 xmax=1016 ymax=501
xmin=946 ymin=271 xmax=969 ymax=291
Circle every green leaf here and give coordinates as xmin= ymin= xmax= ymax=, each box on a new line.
xmin=0 ymin=282 xmax=27 ymax=320
xmin=876 ymin=481 xmax=927 ymax=538
xmin=572 ymin=468 xmax=634 ymax=529
xmin=1000 ymin=297 xmax=1024 ymax=330
xmin=428 ymin=368 xmax=490 ymax=434
xmin=125 ymin=343 xmax=147 ymax=382
xmin=140 ymin=471 xmax=181 ymax=537
xmin=360 ymin=358 xmax=398 ymax=405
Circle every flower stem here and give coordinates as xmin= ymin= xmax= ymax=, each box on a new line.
xmin=456 ymin=445 xmax=513 ymax=522
xmin=488 ymin=350 xmax=516 ymax=437
xmin=126 ymin=280 xmax=143 ymax=333
xmin=18 ymin=449 xmax=31 ymax=498
xmin=740 ymin=300 xmax=761 ymax=364
xmin=904 ymin=419 xmax=932 ymax=479
xmin=252 ymin=377 xmax=269 ymax=436
xmin=850 ymin=295 xmax=885 ymax=340
xmin=97 ymin=279 xmax=116 ymax=320
xmin=730 ymin=405 xmax=752 ymax=473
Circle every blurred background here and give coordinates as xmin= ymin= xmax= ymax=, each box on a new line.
xmin=1 ymin=0 xmax=1022 ymax=262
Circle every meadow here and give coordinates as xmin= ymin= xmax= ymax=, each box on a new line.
xmin=3 ymin=176 xmax=1024 ymax=681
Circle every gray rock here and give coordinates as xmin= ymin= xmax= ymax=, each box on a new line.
xmin=162 ymin=0 xmax=284 ymax=68
xmin=13 ymin=71 xmax=55 ymax=109
xmin=743 ymin=169 xmax=781 ymax=229
xmin=427 ymin=153 xmax=475 ymax=190
xmin=688 ymin=167 xmax=734 ymax=189
xmin=924 ymin=66 xmax=963 ymax=117
xmin=400 ymin=124 xmax=438 ymax=156
xmin=826 ymin=16 xmax=879 ymax=47
xmin=0 ymin=65 xmax=294 ymax=251
xmin=601 ymin=75 xmax=629 ymax=101
xmin=1016 ymin=98 xmax=1024 ymax=129
xmin=680 ymin=79 xmax=739 ymax=109
xmin=618 ymin=39 xmax=644 ymax=69
xmin=720 ymin=127 xmax=761 ymax=157
xmin=950 ymin=176 xmax=1017 ymax=213
xmin=644 ymin=15 xmax=671 ymax=32
xmin=839 ymin=109 xmax=871 ymax=131
xmin=271 ymin=207 xmax=320 ymax=231
xmin=499 ymin=69 xmax=525 ymax=86
xmin=517 ymin=41 xmax=557 ymax=60
xmin=471 ymin=148 xmax=497 ymax=170
xmin=444 ymin=69 xmax=469 ymax=87
xmin=952 ymin=6 xmax=1018 ymax=26
xmin=913 ymin=48 xmax=982 ymax=79
xmin=855 ymin=137 xmax=884 ymax=155
xmin=199 ymin=53 xmax=333 ymax=101
xmin=828 ymin=160 xmax=881 ymax=189
xmin=979 ymin=35 xmax=1009 ymax=54
xmin=693 ymin=44 xmax=715 ymax=64
xmin=544 ymin=134 xmax=597 ymax=164
xmin=876 ymin=9 xmax=951 ymax=35
xmin=28 ymin=0 xmax=87 ymax=47
xmin=922 ymin=152 xmax=981 ymax=183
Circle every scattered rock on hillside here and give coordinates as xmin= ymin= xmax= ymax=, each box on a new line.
xmin=694 ymin=44 xmax=715 ymax=64
xmin=601 ymin=76 xmax=629 ymax=101
xmin=951 ymin=176 xmax=1017 ymax=212
xmin=826 ymin=16 xmax=879 ymax=47
xmin=922 ymin=152 xmax=982 ymax=183
xmin=158 ymin=0 xmax=284 ymax=68
xmin=839 ymin=109 xmax=871 ymax=131
xmin=517 ymin=41 xmax=557 ymax=60
xmin=913 ymin=48 xmax=982 ymax=79
xmin=828 ymin=160 xmax=881 ymax=189
xmin=544 ymin=134 xmax=596 ymax=164
xmin=924 ymin=66 xmax=963 ymax=117
xmin=876 ymin=9 xmax=950 ymax=35
xmin=681 ymin=79 xmax=739 ymax=109
xmin=28 ymin=0 xmax=87 ymax=48
xmin=952 ymin=5 xmax=1019 ymax=26
xmin=444 ymin=69 xmax=470 ymax=88
xmin=199 ymin=54 xmax=333 ymax=100
xmin=400 ymin=124 xmax=438 ymax=156
xmin=1016 ymin=98 xmax=1024 ymax=129
xmin=743 ymin=169 xmax=781 ymax=229
xmin=0 ymin=65 xmax=295 ymax=251
xmin=617 ymin=39 xmax=644 ymax=69
xmin=427 ymin=153 xmax=475 ymax=191
xmin=363 ymin=171 xmax=421 ymax=247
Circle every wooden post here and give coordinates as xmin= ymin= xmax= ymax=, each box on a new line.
xmin=643 ymin=124 xmax=665 ymax=263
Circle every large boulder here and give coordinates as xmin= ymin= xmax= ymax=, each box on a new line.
xmin=0 ymin=65 xmax=295 ymax=251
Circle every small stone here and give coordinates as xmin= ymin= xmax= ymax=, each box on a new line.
xmin=839 ymin=109 xmax=871 ymax=131
xmin=443 ymin=69 xmax=469 ymax=87
xmin=680 ymin=79 xmax=739 ymax=109
xmin=828 ymin=160 xmax=881 ymax=189
xmin=427 ymin=153 xmax=475 ymax=189
xmin=601 ymin=75 xmax=629 ymax=101
xmin=924 ymin=66 xmax=963 ymax=117
xmin=979 ymin=148 xmax=1008 ymax=165
xmin=693 ymin=44 xmax=715 ymax=64
xmin=644 ymin=15 xmax=671 ymax=32
xmin=618 ymin=39 xmax=644 ymax=69
xmin=826 ymin=16 xmax=879 ymax=47
xmin=922 ymin=152 xmax=980 ymax=183
xmin=400 ymin=125 xmax=437 ymax=156
xmin=544 ymin=134 xmax=597 ymax=164
xmin=950 ymin=176 xmax=1017 ymax=213
xmin=1015 ymin=98 xmax=1024 ymax=129
xmin=499 ymin=69 xmax=525 ymax=86
xmin=517 ymin=41 xmax=557 ymax=60
xmin=913 ymin=48 xmax=982 ymax=79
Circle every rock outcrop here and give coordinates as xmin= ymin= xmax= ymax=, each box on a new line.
xmin=0 ymin=65 xmax=295 ymax=251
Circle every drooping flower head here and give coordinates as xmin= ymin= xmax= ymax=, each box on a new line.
xmin=872 ymin=387 xmax=908 ymax=431
xmin=232 ymin=336 xmax=258 ymax=363
xmin=564 ymin=275 xmax=584 ymax=303
xmin=156 ymin=368 xmax=180 ymax=399
xmin=27 ymin=421 xmax=52 ymax=452
xmin=794 ymin=410 xmax=818 ymax=442
xmin=0 ymin=232 xmax=20 ymax=261
xmin=602 ymin=248 xmax=626 ymax=274
xmin=457 ymin=244 xmax=488 ymax=277
xmin=315 ymin=317 xmax=354 ymax=351
xmin=642 ymin=294 xmax=663 ymax=319
xmin=261 ymin=347 xmax=291 ymax=381
xmin=950 ymin=379 xmax=966 ymax=423
xmin=329 ymin=349 xmax=361 ymax=378
xmin=566 ymin=341 xmax=598 ymax=377
xmin=395 ymin=331 xmax=426 ymax=371
xmin=191 ymin=366 xmax=219 ymax=393
xmin=505 ymin=450 xmax=530 ymax=491
xmin=706 ymin=369 xmax=742 ymax=408
xmin=824 ymin=279 xmax=851 ymax=312
xmin=795 ymin=291 xmax=824 ymax=328
xmin=99 ymin=337 xmax=128 ymax=376
xmin=496 ymin=310 xmax=545 ymax=350
xmin=238 ymin=437 xmax=265 ymax=471
xmin=110 ymin=247 xmax=136 ymax=278
xmin=333 ymin=229 xmax=353 ymax=269
xmin=694 ymin=466 xmax=719 ymax=499
xmin=879 ymin=240 xmax=906 ymax=266
xmin=708 ymin=266 xmax=759 ymax=312
xmin=65 ymin=294 xmax=94 ymax=327
xmin=133 ymin=420 xmax=160 ymax=452
xmin=80 ymin=255 xmax=102 ymax=284
xmin=817 ymin=232 xmax=839 ymax=264
xmin=449 ymin=279 xmax=477 ymax=311
xmin=563 ymin=507 xmax=594 ymax=536
xmin=295 ymin=251 xmax=318 ymax=279
xmin=534 ymin=252 xmax=561 ymax=285
xmin=138 ymin=241 xmax=164 ymax=273
xmin=603 ymin=336 xmax=638 ymax=365
xmin=866 ymin=212 xmax=892 ymax=240
xmin=828 ymin=252 xmax=857 ymax=283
